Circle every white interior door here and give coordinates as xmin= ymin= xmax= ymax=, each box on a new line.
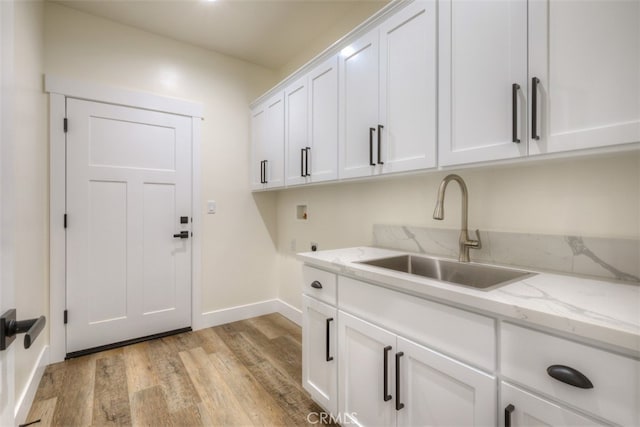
xmin=0 ymin=0 xmax=15 ymax=424
xmin=66 ymin=98 xmax=192 ymax=354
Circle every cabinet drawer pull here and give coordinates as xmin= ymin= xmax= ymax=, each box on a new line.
xmin=383 ymin=345 xmax=392 ymax=402
xmin=512 ymin=83 xmax=521 ymax=143
xmin=395 ymin=351 xmax=405 ymax=410
xmin=547 ymin=365 xmax=594 ymax=389
xmin=377 ymin=124 xmax=384 ymax=165
xmin=369 ymin=127 xmax=376 ymax=166
xmin=325 ymin=318 xmax=334 ymax=362
xmin=300 ymin=148 xmax=305 ymax=177
xmin=505 ymin=404 xmax=515 ymax=427
xmin=310 ymin=280 xmax=322 ymax=289
xmin=531 ymin=77 xmax=540 ymax=141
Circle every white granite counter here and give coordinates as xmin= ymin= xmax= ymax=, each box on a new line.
xmin=297 ymin=247 xmax=640 ymax=356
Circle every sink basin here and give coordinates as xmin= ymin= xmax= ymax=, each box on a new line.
xmin=358 ymin=255 xmax=534 ymax=290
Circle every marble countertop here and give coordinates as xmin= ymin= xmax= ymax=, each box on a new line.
xmin=297 ymin=247 xmax=640 ymax=356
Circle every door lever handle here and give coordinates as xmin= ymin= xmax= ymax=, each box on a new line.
xmin=1 ymin=309 xmax=47 ymax=350
xmin=173 ymin=231 xmax=189 ymax=239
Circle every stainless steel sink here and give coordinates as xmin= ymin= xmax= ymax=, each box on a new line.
xmin=358 ymin=255 xmax=534 ymax=290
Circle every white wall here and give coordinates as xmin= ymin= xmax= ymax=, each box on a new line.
xmin=44 ymin=3 xmax=280 ymax=319
xmin=13 ymin=0 xmax=47 ymax=410
xmin=276 ymin=152 xmax=640 ymax=310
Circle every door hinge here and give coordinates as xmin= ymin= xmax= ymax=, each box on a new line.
xmin=63 ymin=310 xmax=68 ymax=324
xmin=63 ymin=118 xmax=68 ymax=133
xmin=63 ymin=214 xmax=67 ymax=228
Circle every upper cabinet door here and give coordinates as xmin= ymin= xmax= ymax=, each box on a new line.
xmin=529 ymin=0 xmax=640 ymax=154
xmin=379 ymin=1 xmax=437 ymax=174
xmin=264 ymin=92 xmax=285 ymax=189
xmin=250 ymin=103 xmax=267 ymax=190
xmin=339 ymin=29 xmax=380 ymax=179
xmin=439 ymin=0 xmax=528 ymax=166
xmin=284 ymin=78 xmax=309 ymax=187
xmin=308 ymin=56 xmax=339 ymax=183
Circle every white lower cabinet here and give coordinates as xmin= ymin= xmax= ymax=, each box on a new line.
xmin=302 ymin=295 xmax=338 ymax=415
xmin=501 ymin=383 xmax=605 ymax=427
xmin=302 ymin=268 xmax=632 ymax=427
xmin=337 ymin=310 xmax=496 ymax=427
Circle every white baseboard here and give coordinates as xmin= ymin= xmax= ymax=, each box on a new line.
xmin=15 ymin=345 xmax=49 ymax=425
xmin=275 ymin=299 xmax=302 ymax=326
xmin=195 ymin=298 xmax=302 ymax=330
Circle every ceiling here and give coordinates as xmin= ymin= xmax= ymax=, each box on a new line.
xmin=53 ymin=0 xmax=388 ymax=71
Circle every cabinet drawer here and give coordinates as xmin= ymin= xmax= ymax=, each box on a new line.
xmin=338 ymin=276 xmax=496 ymax=371
xmin=501 ymin=322 xmax=639 ymax=426
xmin=302 ymin=265 xmax=337 ymax=305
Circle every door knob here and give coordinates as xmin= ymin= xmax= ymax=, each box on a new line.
xmin=173 ymin=231 xmax=189 ymax=239
xmin=0 ymin=309 xmax=46 ymax=350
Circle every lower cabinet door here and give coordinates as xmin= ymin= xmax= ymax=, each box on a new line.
xmin=338 ymin=311 xmax=396 ymax=427
xmin=501 ymin=382 xmax=606 ymax=426
xmin=396 ymin=337 xmax=496 ymax=427
xmin=302 ymin=295 xmax=338 ymax=415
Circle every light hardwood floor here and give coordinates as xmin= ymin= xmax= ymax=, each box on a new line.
xmin=26 ymin=314 xmax=334 ymax=426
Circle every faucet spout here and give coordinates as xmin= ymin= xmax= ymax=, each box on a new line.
xmin=432 ymin=174 xmax=481 ymax=262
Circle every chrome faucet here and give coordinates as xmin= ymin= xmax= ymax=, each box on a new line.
xmin=433 ymin=174 xmax=481 ymax=263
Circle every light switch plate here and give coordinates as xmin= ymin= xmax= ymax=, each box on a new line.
xmin=207 ymin=200 xmax=216 ymax=214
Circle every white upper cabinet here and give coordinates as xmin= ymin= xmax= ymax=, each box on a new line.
xmin=379 ymin=1 xmax=437 ymax=173
xmin=252 ymin=92 xmax=285 ymax=190
xmin=308 ymin=56 xmax=339 ymax=183
xmin=439 ymin=0 xmax=528 ymax=166
xmin=528 ymin=0 xmax=640 ymax=154
xmin=284 ymin=78 xmax=309 ymax=187
xmin=250 ymin=104 xmax=267 ymax=190
xmin=284 ymin=57 xmax=339 ymax=187
xmin=339 ymin=29 xmax=381 ymax=179
xmin=340 ymin=1 xmax=437 ymax=179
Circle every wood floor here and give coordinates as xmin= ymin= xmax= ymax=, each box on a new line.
xmin=26 ymin=314 xmax=333 ymax=426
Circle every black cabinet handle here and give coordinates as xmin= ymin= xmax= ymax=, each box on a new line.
xmin=383 ymin=346 xmax=392 ymax=402
xmin=395 ymin=352 xmax=404 ymax=410
xmin=305 ymin=147 xmax=311 ymax=177
xmin=173 ymin=231 xmax=189 ymax=239
xmin=377 ymin=124 xmax=384 ymax=165
xmin=260 ymin=160 xmax=267 ymax=184
xmin=300 ymin=148 xmax=305 ymax=177
xmin=512 ymin=83 xmax=521 ymax=143
xmin=547 ymin=365 xmax=594 ymax=389
xmin=531 ymin=77 xmax=540 ymax=141
xmin=310 ymin=280 xmax=322 ymax=289
xmin=369 ymin=127 xmax=376 ymax=166
xmin=325 ymin=318 xmax=334 ymax=362
xmin=263 ymin=160 xmax=268 ymax=184
xmin=505 ymin=404 xmax=515 ymax=427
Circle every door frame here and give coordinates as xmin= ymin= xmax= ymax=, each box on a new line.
xmin=45 ymin=75 xmax=203 ymax=363
xmin=0 ymin=0 xmax=16 ymax=424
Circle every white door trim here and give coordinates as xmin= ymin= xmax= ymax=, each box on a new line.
xmin=47 ymin=75 xmax=203 ymax=362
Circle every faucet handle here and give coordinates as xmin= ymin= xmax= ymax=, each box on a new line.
xmin=466 ymin=229 xmax=482 ymax=250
